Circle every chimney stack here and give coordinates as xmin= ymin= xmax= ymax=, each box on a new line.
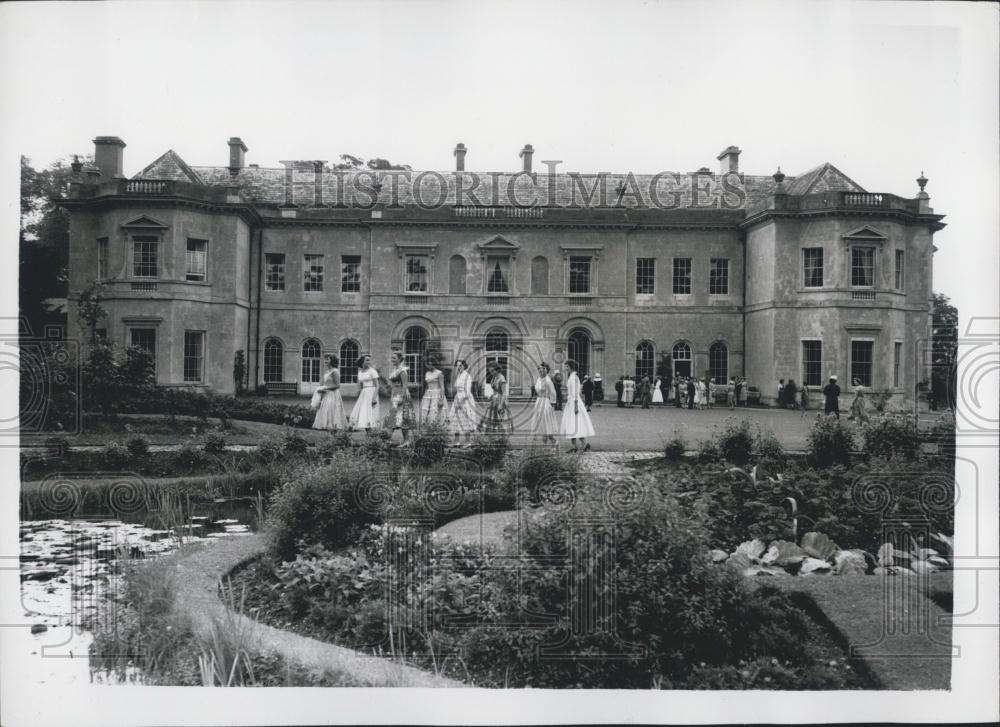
xmin=519 ymin=144 xmax=534 ymax=173
xmin=228 ymin=137 xmax=248 ymax=176
xmin=717 ymin=145 xmax=741 ymax=174
xmin=93 ymin=136 xmax=126 ymax=179
xmin=454 ymin=143 xmax=467 ymax=171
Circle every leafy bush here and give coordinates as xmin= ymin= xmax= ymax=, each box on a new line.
xmin=806 ymin=416 xmax=854 ymax=468
xmin=202 ymin=431 xmax=227 ymax=456
xmin=125 ymin=434 xmax=150 ymax=459
xmin=715 ymin=419 xmax=754 ymax=465
xmin=469 ymin=432 xmax=508 ymax=470
xmin=409 ymin=422 xmax=448 ymax=467
xmin=361 ymin=429 xmax=392 ymax=461
xmin=861 ymin=413 xmax=920 ymax=460
xmin=697 ymin=438 xmax=720 ymax=463
xmin=266 ymin=452 xmax=379 ymax=560
xmin=923 ymin=413 xmax=956 ymax=459
xmin=755 ymin=428 xmax=786 ymax=466
xmin=102 ymin=440 xmax=131 ymax=469
xmin=283 ymin=430 xmax=309 ymax=456
xmin=498 ymin=450 xmax=580 ymax=505
xmin=664 ymin=431 xmax=687 ymax=461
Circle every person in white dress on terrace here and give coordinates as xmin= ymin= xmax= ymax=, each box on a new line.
xmin=311 ymin=354 xmax=347 ymax=431
xmin=348 ymin=354 xmax=381 ymax=431
xmin=560 ymin=359 xmax=595 ymax=452
xmin=529 ymin=362 xmax=559 ymax=445
xmin=449 ymin=359 xmax=477 ymax=447
xmin=419 ymin=352 xmax=447 ymax=427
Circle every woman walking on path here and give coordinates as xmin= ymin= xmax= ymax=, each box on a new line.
xmin=848 ymin=379 xmax=870 ymax=423
xmin=560 ymin=359 xmax=595 ymax=452
xmin=694 ymin=378 xmax=705 ymax=410
xmin=349 ymin=354 xmax=381 ymax=431
xmin=312 ymin=354 xmax=347 ymax=432
xmin=529 ymin=362 xmax=559 ymax=445
xmin=652 ymin=376 xmax=664 ymax=405
xmin=383 ymin=351 xmax=415 ymax=446
xmin=479 ymin=362 xmax=513 ymax=434
xmin=593 ymin=373 xmax=604 ymax=407
xmin=419 ymin=352 xmax=447 ymax=427
xmin=448 ymin=359 xmax=477 ymax=447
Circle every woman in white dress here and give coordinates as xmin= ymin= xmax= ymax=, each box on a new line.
xmin=529 ymin=362 xmax=559 ymax=445
xmin=449 ymin=359 xmax=477 ymax=447
xmin=383 ymin=351 xmax=415 ymax=447
xmin=348 ymin=354 xmax=381 ymax=431
xmin=695 ymin=378 xmax=706 ymax=410
xmin=560 ymin=359 xmax=595 ymax=452
xmin=652 ymin=377 xmax=664 ymax=405
xmin=311 ymin=354 xmax=347 ymax=431
xmin=419 ymin=353 xmax=447 ymax=427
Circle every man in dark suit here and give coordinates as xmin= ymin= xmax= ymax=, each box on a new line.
xmin=687 ymin=377 xmax=696 ymax=410
xmin=615 ymin=376 xmax=624 ymax=408
xmin=823 ymin=375 xmax=841 ymax=418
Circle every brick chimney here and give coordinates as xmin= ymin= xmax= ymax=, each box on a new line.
xmin=519 ymin=144 xmax=534 ymax=173
xmin=93 ymin=136 xmax=126 ymax=179
xmin=228 ymin=137 xmax=248 ymax=176
xmin=717 ymin=145 xmax=741 ymax=174
xmin=454 ymin=143 xmax=467 ymax=172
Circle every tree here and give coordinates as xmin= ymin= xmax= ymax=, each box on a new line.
xmin=929 ymin=293 xmax=958 ymax=409
xmin=330 ymin=154 xmax=411 ymax=171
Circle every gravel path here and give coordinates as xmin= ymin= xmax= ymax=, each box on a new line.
xmin=171 ymin=535 xmax=464 ymax=687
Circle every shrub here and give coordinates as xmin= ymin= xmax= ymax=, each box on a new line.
xmin=923 ymin=413 xmax=956 ymax=459
xmin=102 ymin=440 xmax=131 ymax=469
xmin=409 ymin=421 xmax=448 ymax=467
xmin=697 ymin=438 xmax=720 ymax=463
xmin=361 ymin=429 xmax=392 ymax=461
xmin=754 ymin=428 xmax=786 ymax=466
xmin=499 ymin=450 xmax=580 ymax=505
xmin=125 ymin=434 xmax=150 ymax=460
xmin=715 ymin=419 xmax=754 ymax=465
xmin=663 ymin=431 xmax=687 ymax=461
xmin=806 ymin=416 xmax=854 ymax=468
xmin=202 ymin=431 xmax=227 ymax=456
xmin=861 ymin=413 xmax=921 ymax=460
xmin=470 ymin=432 xmax=509 ymax=470
xmin=282 ymin=430 xmax=309 ymax=456
xmin=266 ymin=452 xmax=379 ymax=560
xmin=171 ymin=440 xmax=209 ymax=475
xmin=256 ymin=437 xmax=285 ymax=465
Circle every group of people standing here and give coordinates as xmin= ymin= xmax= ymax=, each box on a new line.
xmin=310 ymin=352 xmax=596 ymax=452
xmin=612 ymin=374 xmax=751 ymax=410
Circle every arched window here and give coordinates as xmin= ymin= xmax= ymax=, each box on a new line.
xmin=567 ymin=328 xmax=591 ymax=377
xmin=635 ymin=340 xmax=655 ymax=381
xmin=485 ymin=328 xmax=509 ymax=379
xmin=672 ymin=341 xmax=692 ymax=378
xmin=531 ymin=256 xmax=549 ymax=295
xmin=449 ymin=254 xmax=466 ymax=294
xmin=339 ymin=339 xmax=360 ymax=383
xmin=301 ymin=338 xmax=322 ymax=384
xmin=263 ymin=338 xmax=284 ymax=384
xmin=709 ymin=341 xmax=729 ymax=384
xmin=404 ymin=326 xmax=428 ymax=387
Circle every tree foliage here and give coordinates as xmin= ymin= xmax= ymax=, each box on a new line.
xmin=929 ymin=293 xmax=958 ymax=409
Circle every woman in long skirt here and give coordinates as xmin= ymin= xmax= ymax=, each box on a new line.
xmin=529 ymin=363 xmax=559 ymax=445
xmin=623 ymin=376 xmax=635 ymax=408
xmin=560 ymin=359 xmax=595 ymax=452
xmin=652 ymin=377 xmax=664 ymax=405
xmin=349 ymin=354 xmax=381 ymax=431
xmin=419 ymin=353 xmax=447 ymax=427
xmin=479 ymin=363 xmax=512 ymax=434
xmin=848 ymin=379 xmax=870 ymax=423
xmin=312 ymin=354 xmax=347 ymax=431
xmin=449 ymin=359 xmax=477 ymax=447
xmin=383 ymin=350 xmax=415 ymax=446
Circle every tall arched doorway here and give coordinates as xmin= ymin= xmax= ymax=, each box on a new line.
xmin=567 ymin=328 xmax=591 ymax=377
xmin=301 ymin=338 xmax=322 ymax=393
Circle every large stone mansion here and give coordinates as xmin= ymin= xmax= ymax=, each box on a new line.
xmin=62 ymin=136 xmax=944 ymax=402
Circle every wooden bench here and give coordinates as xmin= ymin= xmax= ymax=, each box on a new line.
xmin=265 ymin=382 xmax=298 ymax=397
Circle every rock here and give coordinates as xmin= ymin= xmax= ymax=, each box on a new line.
xmin=761 ymin=540 xmax=807 ymax=569
xmin=735 ymin=539 xmax=766 ymax=561
xmin=726 ymin=551 xmax=754 ymax=571
xmin=801 ymin=532 xmax=838 ymax=561
xmin=799 ymin=557 xmax=833 ymax=575
xmin=833 ymin=549 xmax=868 ymax=576
xmin=30 ymin=624 xmax=47 ymax=635
xmin=710 ymin=549 xmax=729 ymax=563
xmin=744 ymin=565 xmax=789 ymax=577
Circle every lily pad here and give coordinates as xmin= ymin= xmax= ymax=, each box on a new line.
xmin=725 ymin=551 xmax=754 ymax=571
xmin=709 ymin=549 xmax=729 ymax=563
xmin=801 ymin=532 xmax=839 ymax=561
xmin=744 ymin=565 xmax=789 ymax=577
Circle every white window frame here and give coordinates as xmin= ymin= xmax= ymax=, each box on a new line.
xmin=894 ymin=249 xmax=905 ymax=291
xmin=560 ymin=245 xmax=602 ymax=297
xmin=672 ymin=257 xmax=692 ymax=296
xmin=893 ymin=340 xmax=903 ymax=389
xmin=850 ymin=245 xmax=876 ymax=289
xmin=303 ymin=253 xmax=324 ymax=292
xmin=183 ymin=330 xmax=206 ymax=384
xmin=185 ymin=238 xmax=208 ymax=282
xmin=709 ymin=258 xmax=729 ymax=296
xmin=131 ymin=235 xmax=160 ymax=279
xmin=264 ymin=253 xmax=286 ymax=292
xmin=484 ymin=254 xmax=513 ymax=294
xmin=635 ymin=257 xmax=656 ymax=296
xmin=341 ymin=255 xmax=362 ymax=293
xmin=800 ymin=338 xmax=823 ymax=387
xmin=802 ymin=247 xmax=824 ymax=288
xmin=97 ymin=237 xmax=109 ymax=280
xmin=848 ymin=337 xmax=876 ymax=389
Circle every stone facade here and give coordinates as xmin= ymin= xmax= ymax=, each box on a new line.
xmin=62 ymin=138 xmax=945 ymax=403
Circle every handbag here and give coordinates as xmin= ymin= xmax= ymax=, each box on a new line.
xmin=309 ymin=390 xmax=323 ymax=410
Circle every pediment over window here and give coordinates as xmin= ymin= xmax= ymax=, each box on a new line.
xmin=842 ymin=226 xmax=887 ymax=244
xmin=476 ymin=235 xmax=520 ymax=255
xmin=121 ymin=215 xmax=168 ymax=230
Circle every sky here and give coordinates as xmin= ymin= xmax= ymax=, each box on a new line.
xmin=1 ymin=0 xmax=997 ymax=321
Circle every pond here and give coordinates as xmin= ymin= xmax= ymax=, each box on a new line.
xmin=17 ymin=497 xmax=259 ymax=687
